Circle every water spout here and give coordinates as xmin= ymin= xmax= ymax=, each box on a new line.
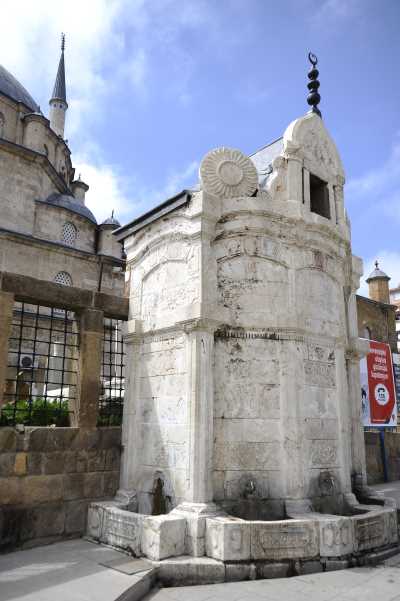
xmin=243 ymin=479 xmax=257 ymax=498
xmin=319 ymin=471 xmax=335 ymax=496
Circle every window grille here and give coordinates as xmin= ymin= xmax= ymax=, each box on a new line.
xmin=54 ymin=271 xmax=73 ymax=286
xmin=62 ymin=222 xmax=77 ymax=247
xmin=0 ymin=302 xmax=79 ymax=427
xmin=98 ymin=319 xmax=125 ymax=426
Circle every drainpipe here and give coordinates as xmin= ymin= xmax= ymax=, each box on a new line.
xmin=97 ymin=258 xmax=104 ymax=293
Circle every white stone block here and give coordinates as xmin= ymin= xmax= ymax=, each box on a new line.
xmin=206 ymin=517 xmax=250 ymax=561
xmin=156 ymin=556 xmax=225 ymax=586
xmin=141 ymin=515 xmax=186 ymax=560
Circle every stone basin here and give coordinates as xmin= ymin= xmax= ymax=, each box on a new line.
xmin=87 ymin=498 xmax=398 ymax=566
xmin=225 ymin=498 xmax=288 ymax=521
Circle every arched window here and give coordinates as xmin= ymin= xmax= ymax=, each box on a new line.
xmin=54 ymin=271 xmax=73 ymax=286
xmin=62 ymin=222 xmax=77 ymax=247
xmin=0 ymin=112 xmax=5 ymax=138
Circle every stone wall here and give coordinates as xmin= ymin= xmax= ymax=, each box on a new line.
xmin=0 ymin=426 xmax=121 ymax=551
xmin=365 ymin=431 xmax=400 ymax=484
xmin=356 ymin=295 xmax=397 ymax=352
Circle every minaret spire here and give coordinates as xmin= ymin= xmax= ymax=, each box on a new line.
xmin=49 ymin=33 xmax=68 ymax=138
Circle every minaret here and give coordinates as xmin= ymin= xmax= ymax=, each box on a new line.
xmin=49 ymin=33 xmax=68 ymax=138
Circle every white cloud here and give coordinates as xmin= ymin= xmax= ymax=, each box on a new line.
xmin=347 ymin=137 xmax=400 ymax=201
xmin=346 ymin=135 xmax=400 ymax=227
xmin=74 ymin=148 xmax=198 ymax=225
xmin=156 ymin=161 xmax=199 ymax=202
xmin=0 ymin=0 xmax=125 ymax=132
xmin=0 ymin=0 xmax=209 ymax=227
xmin=357 ymin=251 xmax=400 ymax=297
xmin=310 ymin=0 xmax=360 ymax=26
xmin=73 ymin=159 xmax=131 ymax=224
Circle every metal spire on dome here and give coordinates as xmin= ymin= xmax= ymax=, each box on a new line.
xmin=307 ymin=52 xmax=321 ymax=117
xmin=51 ymin=33 xmax=67 ymax=103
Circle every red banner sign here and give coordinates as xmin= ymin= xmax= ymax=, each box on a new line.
xmin=361 ymin=341 xmax=397 ymax=427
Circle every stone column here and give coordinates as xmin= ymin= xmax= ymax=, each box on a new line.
xmin=334 ymin=176 xmax=345 ymax=225
xmin=116 ymin=319 xmax=141 ymax=509
xmin=184 ymin=321 xmax=215 ymax=505
xmin=346 ymin=341 xmax=369 ymax=490
xmin=171 ymin=321 xmax=217 ymax=556
xmin=303 ymin=167 xmax=311 ymax=210
xmin=286 ymin=155 xmax=303 ymax=203
xmin=0 ymin=291 xmax=14 ymax=406
xmin=344 ymin=262 xmax=369 ymax=491
xmin=74 ymin=308 xmax=104 ymax=428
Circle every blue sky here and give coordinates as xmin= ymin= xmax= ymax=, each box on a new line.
xmin=1 ymin=0 xmax=399 ymax=292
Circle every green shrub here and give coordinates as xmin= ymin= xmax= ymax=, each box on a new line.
xmin=0 ymin=398 xmax=70 ymax=427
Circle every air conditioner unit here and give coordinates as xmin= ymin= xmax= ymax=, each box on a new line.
xmin=19 ymin=354 xmax=39 ymax=369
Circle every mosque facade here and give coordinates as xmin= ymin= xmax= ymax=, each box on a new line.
xmin=0 ymin=38 xmax=124 ymax=295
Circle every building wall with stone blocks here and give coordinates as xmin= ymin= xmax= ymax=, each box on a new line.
xmin=120 ymin=207 xmax=202 ymax=510
xmin=33 ymin=203 xmax=96 ymax=254
xmin=0 ymin=148 xmax=56 ymax=236
xmin=364 ymin=431 xmax=400 ymax=484
xmin=0 ymin=234 xmax=122 ymax=295
xmin=0 ymin=96 xmax=22 ymax=142
xmin=212 ymin=197 xmax=350 ymax=506
xmin=356 ymin=295 xmax=397 ymax=352
xmin=0 ymin=69 xmax=124 ymax=296
xmin=0 ymin=99 xmax=73 ymax=186
xmin=0 ymin=426 xmax=121 ymax=551
xmin=134 ymin=333 xmax=189 ymax=512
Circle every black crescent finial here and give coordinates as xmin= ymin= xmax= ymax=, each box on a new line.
xmin=307 ymin=52 xmax=321 ymax=117
xmin=61 ymin=33 xmax=66 ymax=52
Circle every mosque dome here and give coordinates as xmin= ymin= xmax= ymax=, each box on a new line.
xmin=41 ymin=193 xmax=97 ymax=224
xmin=0 ymin=65 xmax=40 ymax=113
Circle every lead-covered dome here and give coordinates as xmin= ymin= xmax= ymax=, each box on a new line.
xmin=0 ymin=65 xmax=40 ymax=113
xmin=0 ymin=65 xmax=40 ymax=112
xmin=40 ymin=193 xmax=97 ymax=224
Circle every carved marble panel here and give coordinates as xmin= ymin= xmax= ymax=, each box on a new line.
xmin=319 ymin=517 xmax=354 ymax=557
xmin=353 ymin=513 xmax=386 ymax=552
xmin=308 ymin=440 xmax=339 ymax=468
xmin=250 ymin=520 xmax=319 ymax=560
xmin=304 ymin=360 xmax=336 ymax=388
xmin=102 ymin=506 xmax=143 ymax=556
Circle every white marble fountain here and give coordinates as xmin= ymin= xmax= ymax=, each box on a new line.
xmin=87 ymin=113 xmax=398 ymax=582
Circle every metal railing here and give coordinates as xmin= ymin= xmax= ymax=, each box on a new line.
xmin=98 ymin=318 xmax=125 ymax=426
xmin=1 ymin=302 xmax=79 ymax=426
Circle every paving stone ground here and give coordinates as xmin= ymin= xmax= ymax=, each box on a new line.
xmin=0 ymin=539 xmax=152 ymax=601
xmin=1 ymin=481 xmax=400 ymax=601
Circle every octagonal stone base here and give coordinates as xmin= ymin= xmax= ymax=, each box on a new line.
xmin=86 ymin=499 xmax=399 ymax=577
